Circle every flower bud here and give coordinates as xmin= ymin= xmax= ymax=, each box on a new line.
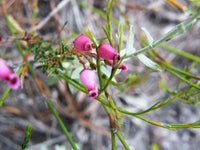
xmin=104 ymin=60 xmax=128 ymax=71
xmin=97 ymin=43 xmax=120 ymax=61
xmin=80 ymin=69 xmax=98 ymax=99
xmin=0 ymin=58 xmax=20 ymax=90
xmin=73 ymin=34 xmax=93 ymax=52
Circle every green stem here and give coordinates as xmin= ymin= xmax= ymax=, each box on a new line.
xmin=5 ymin=14 xmax=24 ymax=56
xmin=97 ymin=56 xmax=103 ymax=90
xmin=27 ymin=63 xmax=36 ymax=77
xmin=95 ymin=96 xmax=110 ymax=106
xmin=46 ymin=99 xmax=78 ymax=150
xmin=102 ymin=105 xmax=116 ymax=150
xmin=0 ymin=88 xmax=10 ymax=106
xmin=165 ymin=63 xmax=199 ymax=79
xmin=5 ymin=14 xmax=37 ymax=79
xmin=159 ymin=44 xmax=200 ymax=63
xmin=111 ymin=130 xmax=116 ymax=150
xmin=166 ymin=68 xmax=200 ymax=90
xmin=59 ymin=71 xmax=88 ymax=93
xmin=100 ymin=56 xmax=125 ymax=92
xmin=130 ymin=9 xmax=200 ymax=56
xmin=77 ymin=0 xmax=129 ymax=30
xmin=116 ymin=131 xmax=130 ymax=150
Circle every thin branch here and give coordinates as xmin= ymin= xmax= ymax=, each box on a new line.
xmin=29 ymin=0 xmax=70 ymax=32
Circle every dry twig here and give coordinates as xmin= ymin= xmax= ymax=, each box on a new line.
xmin=29 ymin=0 xmax=70 ymax=32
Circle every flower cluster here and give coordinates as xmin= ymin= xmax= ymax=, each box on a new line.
xmin=73 ymin=34 xmax=128 ymax=99
xmin=0 ymin=58 xmax=20 ymax=90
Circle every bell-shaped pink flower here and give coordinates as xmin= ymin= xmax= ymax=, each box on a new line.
xmin=104 ymin=60 xmax=128 ymax=71
xmin=0 ymin=58 xmax=12 ymax=80
xmin=73 ymin=34 xmax=93 ymax=52
xmin=97 ymin=43 xmax=120 ymax=62
xmin=0 ymin=58 xmax=20 ymax=90
xmin=80 ymin=69 xmax=98 ymax=99
xmin=7 ymin=74 xmax=20 ymax=90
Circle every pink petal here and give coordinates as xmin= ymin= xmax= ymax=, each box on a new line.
xmin=73 ymin=34 xmax=92 ymax=51
xmin=80 ymin=69 xmax=96 ymax=91
xmin=121 ymin=65 xmax=128 ymax=71
xmin=7 ymin=74 xmax=20 ymax=90
xmin=105 ymin=60 xmax=128 ymax=71
xmin=0 ymin=58 xmax=12 ymax=80
xmin=88 ymin=89 xmax=98 ymax=99
xmin=97 ymin=43 xmax=120 ymax=61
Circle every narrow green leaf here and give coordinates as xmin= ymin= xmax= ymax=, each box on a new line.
xmin=166 ymin=19 xmax=197 ymax=41
xmin=137 ymin=54 xmax=162 ymax=72
xmin=141 ymin=27 xmax=154 ymax=46
xmin=0 ymin=88 xmax=10 ymax=106
xmin=47 ymin=74 xmax=58 ymax=85
xmin=46 ymin=99 xmax=79 ymax=150
xmin=126 ymin=25 xmax=135 ymax=55
xmin=82 ymin=28 xmax=98 ymax=48
xmin=117 ymin=23 xmax=123 ymax=54
xmin=159 ymin=44 xmax=200 ymax=62
xmin=20 ymin=124 xmax=32 ymax=150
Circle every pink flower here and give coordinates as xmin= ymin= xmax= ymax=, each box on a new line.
xmin=105 ymin=60 xmax=128 ymax=71
xmin=118 ymin=63 xmax=128 ymax=71
xmin=0 ymin=58 xmax=20 ymax=90
xmin=0 ymin=58 xmax=12 ymax=80
xmin=97 ymin=43 xmax=120 ymax=61
xmin=7 ymin=74 xmax=20 ymax=90
xmin=80 ymin=69 xmax=98 ymax=99
xmin=73 ymin=34 xmax=93 ymax=52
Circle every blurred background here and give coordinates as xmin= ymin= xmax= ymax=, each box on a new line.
xmin=0 ymin=0 xmax=200 ymax=150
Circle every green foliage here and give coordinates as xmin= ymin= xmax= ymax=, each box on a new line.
xmin=125 ymin=25 xmax=161 ymax=71
xmin=189 ymin=0 xmax=200 ymax=7
xmin=151 ymin=143 xmax=160 ymax=150
xmin=20 ymin=124 xmax=32 ymax=150
xmin=2 ymin=1 xmax=200 ymax=150
xmin=47 ymin=73 xmax=58 ymax=85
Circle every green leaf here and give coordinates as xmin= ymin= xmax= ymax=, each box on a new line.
xmin=141 ymin=27 xmax=154 ymax=46
xmin=20 ymin=124 xmax=32 ymax=150
xmin=82 ymin=28 xmax=98 ymax=48
xmin=137 ymin=54 xmax=162 ymax=72
xmin=159 ymin=79 xmax=168 ymax=91
xmin=151 ymin=143 xmax=160 ymax=150
xmin=68 ymin=83 xmax=79 ymax=94
xmin=117 ymin=23 xmax=123 ymax=54
xmin=165 ymin=18 xmax=197 ymax=41
xmin=71 ymin=67 xmax=83 ymax=79
xmin=55 ymin=145 xmax=66 ymax=150
xmin=47 ymin=73 xmax=58 ymax=85
xmin=106 ymin=0 xmax=114 ymax=16
xmin=189 ymin=0 xmax=200 ymax=7
xmin=126 ymin=25 xmax=135 ymax=55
